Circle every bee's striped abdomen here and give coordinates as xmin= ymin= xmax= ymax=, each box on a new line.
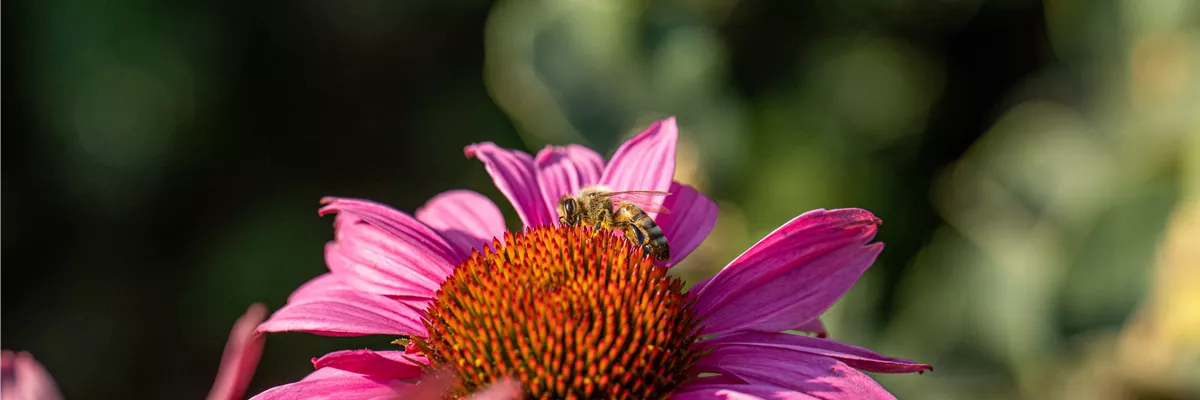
xmin=614 ymin=202 xmax=670 ymax=261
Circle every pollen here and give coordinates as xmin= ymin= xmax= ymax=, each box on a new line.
xmin=415 ymin=225 xmax=705 ymax=399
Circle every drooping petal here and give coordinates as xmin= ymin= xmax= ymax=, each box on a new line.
xmin=599 ymin=117 xmax=678 ymax=195
xmin=415 ymin=190 xmax=507 ymax=258
xmin=249 ymin=368 xmax=408 ymax=400
xmin=311 ymin=350 xmax=427 ymax=380
xmin=465 ymin=142 xmax=553 ymax=228
xmin=287 ymin=273 xmax=354 ymax=303
xmin=794 ymin=318 xmax=828 ymax=338
xmin=207 ymin=304 xmax=269 ymax=400
xmin=670 ymin=383 xmax=820 ymax=400
xmin=690 ymin=209 xmax=884 ymax=336
xmin=705 ymin=331 xmax=932 ymax=374
xmin=321 ymin=198 xmax=460 ymax=265
xmin=325 ymin=240 xmax=440 ymax=298
xmin=321 ymin=198 xmax=461 ymax=297
xmin=691 ymin=344 xmax=896 ymax=400
xmin=258 ymin=290 xmax=427 ymax=337
xmin=655 ymin=182 xmax=718 ymax=265
xmin=1 ymin=350 xmax=63 ymax=400
xmin=534 ymin=145 xmax=605 ymax=222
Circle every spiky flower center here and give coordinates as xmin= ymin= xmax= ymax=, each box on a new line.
xmin=416 ymin=225 xmax=704 ymax=399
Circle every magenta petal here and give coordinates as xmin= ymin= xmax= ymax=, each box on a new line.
xmin=690 ymin=208 xmax=884 ymax=336
xmin=287 ymin=273 xmax=353 ymax=303
xmin=465 ymin=142 xmax=553 ymax=228
xmin=655 ymin=182 xmax=718 ymax=265
xmin=706 ymin=331 xmax=932 ymax=374
xmin=311 ymin=350 xmax=427 ymax=380
xmin=599 ymin=117 xmax=678 ymax=195
xmin=534 ymin=144 xmax=605 ymax=221
xmin=415 ymin=190 xmax=506 ymax=258
xmin=795 ymin=318 xmax=829 ymax=338
xmin=325 ymin=240 xmax=439 ymax=298
xmin=671 ymin=383 xmax=820 ymax=400
xmin=321 ymin=198 xmax=461 ymax=297
xmin=207 ymin=304 xmax=269 ymax=400
xmin=692 ymin=345 xmax=896 ymax=400
xmin=321 ymin=198 xmax=460 ymax=264
xmin=258 ymin=290 xmax=427 ymax=337
xmin=466 ymin=378 xmax=524 ymax=400
xmin=1 ymin=350 xmax=63 ymax=400
xmin=249 ymin=369 xmax=408 ymax=400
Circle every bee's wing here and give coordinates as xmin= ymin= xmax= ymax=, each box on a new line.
xmin=608 ymin=190 xmax=672 ymax=215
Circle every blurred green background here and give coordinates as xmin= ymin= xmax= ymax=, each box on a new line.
xmin=4 ymin=0 xmax=1199 ymax=398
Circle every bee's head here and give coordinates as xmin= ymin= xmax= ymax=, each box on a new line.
xmin=557 ymin=196 xmax=579 ymax=225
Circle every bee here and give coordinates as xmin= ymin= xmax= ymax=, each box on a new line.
xmin=556 ymin=185 xmax=671 ymax=261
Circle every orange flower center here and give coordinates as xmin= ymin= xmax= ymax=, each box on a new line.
xmin=416 ymin=225 xmax=704 ymax=399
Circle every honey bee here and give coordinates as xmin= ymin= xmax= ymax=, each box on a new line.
xmin=556 ymin=186 xmax=671 ymax=261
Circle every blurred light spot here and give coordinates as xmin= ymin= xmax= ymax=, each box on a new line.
xmin=673 ymin=135 xmax=709 ymax=191
xmin=1117 ymin=201 xmax=1200 ymax=396
xmin=1129 ymin=32 xmax=1193 ymax=105
xmin=1121 ymin=0 xmax=1192 ymax=34
xmin=963 ymin=101 xmax=1113 ymax=222
xmin=674 ymin=200 xmax=748 ymax=282
xmin=485 ymin=0 xmax=587 ymax=147
xmin=654 ymin=27 xmax=723 ymax=94
xmin=818 ymin=37 xmax=944 ymax=144
xmin=71 ymin=64 xmax=178 ymax=168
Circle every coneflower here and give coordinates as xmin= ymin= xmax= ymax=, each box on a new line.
xmin=254 ymin=118 xmax=930 ymax=399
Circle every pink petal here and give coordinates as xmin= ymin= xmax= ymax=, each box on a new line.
xmin=287 ymin=273 xmax=353 ymax=303
xmin=465 ymin=142 xmax=553 ymax=228
xmin=655 ymin=182 xmax=718 ymax=265
xmin=250 ymin=369 xmax=408 ymax=400
xmin=207 ymin=304 xmax=269 ymax=400
xmin=795 ymin=318 xmax=828 ymax=338
xmin=258 ymin=289 xmax=427 ymax=337
xmin=534 ymin=145 xmax=605 ymax=222
xmin=415 ymin=190 xmax=507 ymax=258
xmin=466 ymin=378 xmax=524 ymax=400
xmin=321 ymin=198 xmax=460 ymax=265
xmin=1 ymin=350 xmax=63 ymax=400
xmin=397 ymin=370 xmax=459 ymax=399
xmin=311 ymin=350 xmax=427 ymax=380
xmin=690 ymin=209 xmax=884 ymax=336
xmin=691 ymin=344 xmax=896 ymax=400
xmin=706 ymin=331 xmax=932 ymax=374
xmin=325 ymin=240 xmax=440 ymax=298
xmin=671 ymin=383 xmax=820 ymax=400
xmin=322 ymin=198 xmax=465 ymax=297
xmin=599 ymin=117 xmax=678 ymax=196
xmin=399 ymin=372 xmax=523 ymax=400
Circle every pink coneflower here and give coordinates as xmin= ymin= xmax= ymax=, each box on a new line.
xmin=2 ymin=351 xmax=63 ymax=400
xmin=1 ymin=304 xmax=269 ymax=400
xmin=253 ymin=118 xmax=930 ymax=399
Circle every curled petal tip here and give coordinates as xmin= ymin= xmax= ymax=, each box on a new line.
xmin=826 ymin=208 xmax=883 ymax=229
xmin=317 ymin=197 xmax=347 ymax=215
xmin=463 ymin=142 xmax=495 ymax=159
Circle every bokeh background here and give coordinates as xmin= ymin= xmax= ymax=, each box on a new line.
xmin=4 ymin=0 xmax=1199 ymax=398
